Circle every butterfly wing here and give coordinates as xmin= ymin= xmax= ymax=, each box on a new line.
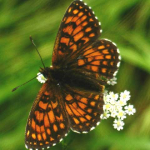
xmin=52 ymin=0 xmax=101 ymax=67
xmin=68 ymin=39 xmax=121 ymax=79
xmin=25 ymin=81 xmax=69 ymax=149
xmin=62 ymin=84 xmax=104 ymax=133
xmin=52 ymin=0 xmax=120 ymax=80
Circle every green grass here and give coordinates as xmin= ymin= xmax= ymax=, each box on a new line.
xmin=0 ymin=0 xmax=150 ymax=150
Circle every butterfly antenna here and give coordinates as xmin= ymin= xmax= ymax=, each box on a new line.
xmin=12 ymin=76 xmax=37 ymax=92
xmin=30 ymin=36 xmax=46 ymax=68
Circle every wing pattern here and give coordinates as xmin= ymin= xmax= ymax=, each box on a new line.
xmin=68 ymin=39 xmax=120 ymax=79
xmin=62 ymin=84 xmax=104 ymax=133
xmin=25 ymin=82 xmax=69 ymax=149
xmin=52 ymin=0 xmax=101 ymax=67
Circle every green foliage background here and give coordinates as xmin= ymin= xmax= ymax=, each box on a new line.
xmin=0 ymin=0 xmax=150 ymax=150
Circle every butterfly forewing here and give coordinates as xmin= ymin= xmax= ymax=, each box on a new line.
xmin=68 ymin=39 xmax=120 ymax=79
xmin=52 ymin=0 xmax=101 ymax=67
xmin=25 ymin=82 xmax=69 ymax=150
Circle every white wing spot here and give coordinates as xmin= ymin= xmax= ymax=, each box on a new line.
xmin=82 ymin=131 xmax=88 ymax=134
xmin=90 ymin=126 xmax=95 ymax=131
xmin=117 ymin=62 xmax=120 ymax=67
xmin=113 ymin=71 xmax=118 ymax=76
xmin=53 ymin=143 xmax=56 ymax=146
xmin=99 ymin=22 xmax=101 ymax=25
xmin=96 ymin=122 xmax=100 ymax=126
xmin=84 ymin=3 xmax=87 ymax=5
xmin=100 ymin=29 xmax=103 ymax=33
xmin=25 ymin=145 xmax=28 ymax=149
xmin=60 ymin=138 xmax=63 ymax=142
xmin=117 ymin=48 xmax=120 ymax=54
xmin=104 ymin=38 xmax=111 ymax=42
xmin=118 ymin=55 xmax=121 ymax=60
xmin=95 ymin=16 xmax=98 ymax=19
xmin=89 ymin=6 xmax=91 ymax=9
xmin=112 ymin=42 xmax=117 ymax=46
xmin=71 ymin=128 xmax=81 ymax=134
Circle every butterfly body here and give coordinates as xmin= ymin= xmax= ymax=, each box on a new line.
xmin=41 ymin=65 xmax=104 ymax=93
xmin=25 ymin=0 xmax=121 ymax=149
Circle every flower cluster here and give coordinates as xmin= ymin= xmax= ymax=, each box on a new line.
xmin=107 ymin=76 xmax=117 ymax=86
xmin=101 ymin=90 xmax=136 ymax=131
xmin=36 ymin=73 xmax=47 ymax=83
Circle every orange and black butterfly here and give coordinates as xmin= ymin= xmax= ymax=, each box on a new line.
xmin=25 ymin=0 xmax=121 ymax=149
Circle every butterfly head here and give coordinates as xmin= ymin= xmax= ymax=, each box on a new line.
xmin=39 ymin=67 xmax=51 ymax=78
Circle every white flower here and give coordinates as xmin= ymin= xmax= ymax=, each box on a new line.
xmin=117 ymin=99 xmax=127 ymax=106
xmin=107 ymin=77 xmax=117 ymax=85
xmin=101 ymin=90 xmax=135 ymax=131
xmin=36 ymin=73 xmax=47 ymax=83
xmin=125 ymin=105 xmax=136 ymax=115
xmin=104 ymin=90 xmax=108 ymax=95
xmin=120 ymin=90 xmax=130 ymax=101
xmin=100 ymin=111 xmax=110 ymax=119
xmin=113 ymin=119 xmax=125 ymax=131
xmin=109 ymin=92 xmax=118 ymax=104
xmin=110 ymin=109 xmax=118 ymax=118
xmin=104 ymin=94 xmax=111 ymax=103
xmin=103 ymin=103 xmax=111 ymax=111
xmin=114 ymin=103 xmax=123 ymax=112
xmin=117 ymin=110 xmax=126 ymax=120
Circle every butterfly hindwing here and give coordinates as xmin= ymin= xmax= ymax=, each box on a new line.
xmin=52 ymin=0 xmax=101 ymax=67
xmin=62 ymin=84 xmax=104 ymax=133
xmin=25 ymin=82 xmax=69 ymax=150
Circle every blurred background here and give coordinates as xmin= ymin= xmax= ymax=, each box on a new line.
xmin=0 ymin=0 xmax=150 ymax=150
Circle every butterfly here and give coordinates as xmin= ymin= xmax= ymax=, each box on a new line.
xmin=25 ymin=0 xmax=121 ymax=149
